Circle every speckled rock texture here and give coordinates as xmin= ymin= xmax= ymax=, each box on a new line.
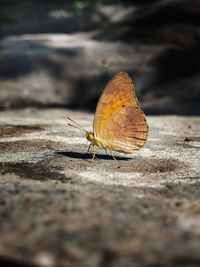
xmin=0 ymin=108 xmax=199 ymax=267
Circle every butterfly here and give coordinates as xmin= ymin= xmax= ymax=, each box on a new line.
xmin=68 ymin=72 xmax=148 ymax=160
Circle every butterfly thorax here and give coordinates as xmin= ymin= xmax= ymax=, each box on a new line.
xmin=86 ymin=132 xmax=105 ymax=149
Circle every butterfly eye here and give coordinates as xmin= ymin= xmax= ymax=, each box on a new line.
xmin=122 ymin=105 xmax=126 ymax=108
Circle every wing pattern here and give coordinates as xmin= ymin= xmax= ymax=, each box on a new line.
xmin=93 ymin=72 xmax=148 ymax=153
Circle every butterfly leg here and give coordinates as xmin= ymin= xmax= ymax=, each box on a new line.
xmin=109 ymin=150 xmax=117 ymax=161
xmin=87 ymin=143 xmax=92 ymax=153
xmin=108 ymin=148 xmax=120 ymax=168
xmin=86 ymin=143 xmax=97 ymax=161
xmin=104 ymin=148 xmax=108 ymax=155
xmin=105 ymin=145 xmax=116 ymax=160
xmin=92 ymin=145 xmax=97 ymax=162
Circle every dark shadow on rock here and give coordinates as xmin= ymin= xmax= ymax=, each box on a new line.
xmin=55 ymin=151 xmax=131 ymax=161
xmin=117 ymin=157 xmax=185 ymax=173
xmin=133 ymin=1 xmax=200 ymax=28
xmin=0 ymin=257 xmax=40 ymax=267
xmin=152 ymin=46 xmax=200 ymax=84
xmin=0 ymin=161 xmax=69 ymax=182
xmin=0 ymin=124 xmax=44 ymax=138
xmin=94 ymin=0 xmax=200 ymax=46
xmin=67 ymin=72 xmax=112 ymax=112
xmin=142 ymin=46 xmax=200 ymax=115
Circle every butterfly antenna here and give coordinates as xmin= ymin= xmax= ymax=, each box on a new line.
xmin=67 ymin=117 xmax=87 ymax=133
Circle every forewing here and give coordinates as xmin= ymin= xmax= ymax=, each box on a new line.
xmin=94 ymin=72 xmax=138 ymax=137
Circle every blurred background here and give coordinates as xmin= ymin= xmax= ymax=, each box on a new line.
xmin=0 ymin=0 xmax=200 ymax=115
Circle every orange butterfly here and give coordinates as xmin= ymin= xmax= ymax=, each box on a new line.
xmin=68 ymin=72 xmax=148 ymax=160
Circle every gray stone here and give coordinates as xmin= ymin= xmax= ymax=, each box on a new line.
xmin=0 ymin=33 xmax=159 ymax=110
xmin=0 ymin=108 xmax=200 ymax=267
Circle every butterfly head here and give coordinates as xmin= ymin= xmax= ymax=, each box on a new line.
xmin=86 ymin=132 xmax=95 ymax=143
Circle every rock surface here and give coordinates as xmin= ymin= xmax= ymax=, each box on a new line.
xmin=0 ymin=108 xmax=200 ymax=267
xmin=0 ymin=33 xmax=160 ymax=110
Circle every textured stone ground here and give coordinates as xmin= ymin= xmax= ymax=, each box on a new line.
xmin=0 ymin=108 xmax=200 ymax=267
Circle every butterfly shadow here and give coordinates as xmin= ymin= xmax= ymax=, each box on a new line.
xmin=55 ymin=151 xmax=131 ymax=161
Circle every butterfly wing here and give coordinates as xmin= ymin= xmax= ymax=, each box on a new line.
xmin=93 ymin=72 xmax=148 ymax=153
